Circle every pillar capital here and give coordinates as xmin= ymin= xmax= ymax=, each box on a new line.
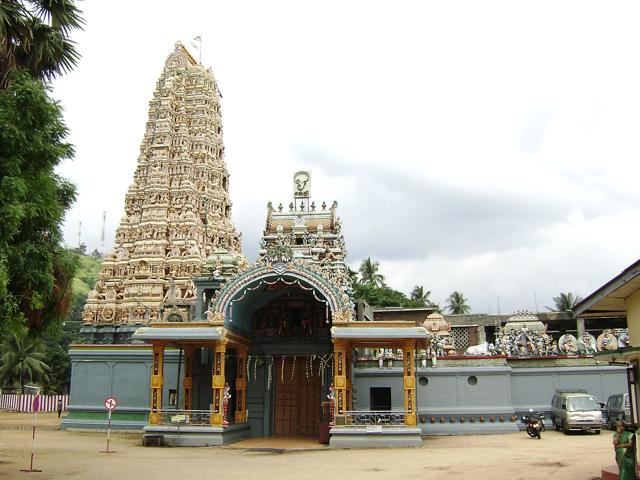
xmin=332 ymin=339 xmax=349 ymax=350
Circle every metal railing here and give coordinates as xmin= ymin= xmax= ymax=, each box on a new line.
xmin=157 ymin=409 xmax=212 ymax=426
xmin=343 ymin=410 xmax=406 ymax=426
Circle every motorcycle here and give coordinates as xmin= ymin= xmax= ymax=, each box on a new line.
xmin=522 ymin=409 xmax=545 ymax=439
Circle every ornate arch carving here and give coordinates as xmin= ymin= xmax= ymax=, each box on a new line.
xmin=210 ymin=262 xmax=352 ymax=322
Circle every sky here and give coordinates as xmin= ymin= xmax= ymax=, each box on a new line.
xmin=53 ymin=0 xmax=640 ymax=315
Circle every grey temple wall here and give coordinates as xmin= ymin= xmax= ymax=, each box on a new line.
xmin=63 ymin=348 xmax=628 ymax=435
xmin=353 ymin=364 xmax=627 ymax=435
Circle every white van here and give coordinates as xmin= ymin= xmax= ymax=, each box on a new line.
xmin=551 ymin=390 xmax=602 ymax=434
xmin=606 ymin=393 xmax=631 ymax=429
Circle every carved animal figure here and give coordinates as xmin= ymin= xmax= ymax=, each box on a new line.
xmin=464 ymin=342 xmax=491 ymax=356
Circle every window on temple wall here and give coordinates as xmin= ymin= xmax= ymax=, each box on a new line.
xmin=222 ymin=177 xmax=227 ymax=190
xmin=370 ymin=387 xmax=391 ymax=411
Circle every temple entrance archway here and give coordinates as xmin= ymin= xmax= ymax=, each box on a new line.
xmin=218 ymin=275 xmax=335 ymax=438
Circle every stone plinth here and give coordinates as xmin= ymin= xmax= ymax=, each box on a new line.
xmin=143 ymin=423 xmax=251 ymax=447
xmin=329 ymin=426 xmax=423 ymax=448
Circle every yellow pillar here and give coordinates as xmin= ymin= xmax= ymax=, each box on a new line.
xmin=346 ymin=348 xmax=353 ymax=411
xmin=183 ymin=346 xmax=194 ymax=411
xmin=333 ymin=340 xmax=348 ymax=421
xmin=149 ymin=342 xmax=165 ymax=425
xmin=402 ymin=340 xmax=417 ymax=426
xmin=211 ymin=342 xmax=226 ymax=426
xmin=235 ymin=348 xmax=248 ymax=423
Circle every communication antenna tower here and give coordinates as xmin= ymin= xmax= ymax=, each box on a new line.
xmin=100 ymin=211 xmax=106 ymax=255
xmin=77 ymin=221 xmax=82 ymax=249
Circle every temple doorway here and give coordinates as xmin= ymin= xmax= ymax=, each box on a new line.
xmin=274 ymin=356 xmax=322 ymax=435
xmin=239 ymin=280 xmax=333 ymax=438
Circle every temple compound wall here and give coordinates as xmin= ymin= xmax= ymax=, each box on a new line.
xmin=64 ymin=347 xmax=626 ymax=434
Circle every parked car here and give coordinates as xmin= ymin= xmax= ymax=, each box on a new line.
xmin=551 ymin=390 xmax=603 ymax=434
xmin=606 ymin=393 xmax=631 ymax=429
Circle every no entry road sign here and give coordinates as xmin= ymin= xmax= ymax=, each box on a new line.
xmin=102 ymin=397 xmax=118 ymax=454
xmin=104 ymin=397 xmax=117 ymax=411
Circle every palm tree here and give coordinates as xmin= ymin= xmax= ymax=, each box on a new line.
xmin=0 ymin=0 xmax=84 ymax=88
xmin=446 ymin=291 xmax=471 ymax=314
xmin=549 ymin=292 xmax=582 ymax=312
xmin=0 ymin=325 xmax=50 ymax=393
xmin=410 ymin=286 xmax=431 ymax=307
xmin=430 ymin=302 xmax=444 ymax=314
xmin=358 ymin=258 xmax=385 ymax=287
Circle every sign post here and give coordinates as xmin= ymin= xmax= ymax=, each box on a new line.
xmin=21 ymin=395 xmax=42 ymax=473
xmin=101 ymin=396 xmax=117 ymax=454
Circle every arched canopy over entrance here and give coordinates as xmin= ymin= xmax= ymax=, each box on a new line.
xmin=210 ymin=262 xmax=353 ymax=334
xmin=203 ymin=262 xmax=351 ymax=437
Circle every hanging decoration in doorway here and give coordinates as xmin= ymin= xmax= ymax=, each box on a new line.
xmin=318 ymin=354 xmax=332 ymax=386
xmin=253 ymin=356 xmax=258 ymax=382
xmin=306 ymin=356 xmax=312 ymax=383
xmin=246 ymin=355 xmax=251 ymax=383
xmin=290 ymin=355 xmax=296 ymax=381
xmin=267 ymin=357 xmax=273 ymax=390
xmin=280 ymin=355 xmax=285 ymax=383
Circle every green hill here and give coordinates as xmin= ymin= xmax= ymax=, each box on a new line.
xmin=68 ymin=253 xmax=102 ymax=322
xmin=72 ymin=254 xmax=102 ymax=298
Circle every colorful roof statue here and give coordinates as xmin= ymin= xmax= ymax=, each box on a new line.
xmin=422 ymin=312 xmax=452 ymax=336
xmin=503 ymin=310 xmax=546 ymax=333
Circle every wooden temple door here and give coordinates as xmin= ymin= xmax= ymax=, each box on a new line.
xmin=274 ymin=357 xmax=322 ymax=436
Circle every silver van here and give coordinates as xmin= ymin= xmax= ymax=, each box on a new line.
xmin=551 ymin=390 xmax=602 ymax=434
xmin=606 ymin=393 xmax=631 ymax=429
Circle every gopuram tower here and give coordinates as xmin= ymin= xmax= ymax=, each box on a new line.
xmin=83 ymin=42 xmax=242 ymax=336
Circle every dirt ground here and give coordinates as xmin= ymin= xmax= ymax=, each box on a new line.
xmin=0 ymin=412 xmax=618 ymax=480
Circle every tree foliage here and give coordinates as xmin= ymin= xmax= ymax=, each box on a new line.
xmin=0 ymin=0 xmax=84 ymax=88
xmin=358 ymin=257 xmax=386 ymax=287
xmin=549 ymin=292 xmax=582 ymax=312
xmin=353 ymin=283 xmax=408 ymax=308
xmin=0 ymin=70 xmax=77 ymax=329
xmin=405 ymin=285 xmax=432 ymax=307
xmin=0 ymin=323 xmax=50 ymax=393
xmin=446 ymin=291 xmax=471 ymax=314
xmin=41 ymin=252 xmax=99 ymax=393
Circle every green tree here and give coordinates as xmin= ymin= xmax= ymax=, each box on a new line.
xmin=358 ymin=257 xmax=385 ymax=287
xmin=0 ymin=0 xmax=84 ymax=88
xmin=353 ymin=283 xmax=408 ymax=307
xmin=0 ymin=323 xmax=50 ymax=393
xmin=549 ymin=292 xmax=582 ymax=312
xmin=40 ymin=251 xmax=100 ymax=393
xmin=407 ymin=285 xmax=431 ymax=307
xmin=446 ymin=291 xmax=471 ymax=314
xmin=0 ymin=70 xmax=78 ymax=329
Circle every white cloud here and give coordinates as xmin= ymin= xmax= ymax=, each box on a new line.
xmin=52 ymin=0 xmax=640 ymax=312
